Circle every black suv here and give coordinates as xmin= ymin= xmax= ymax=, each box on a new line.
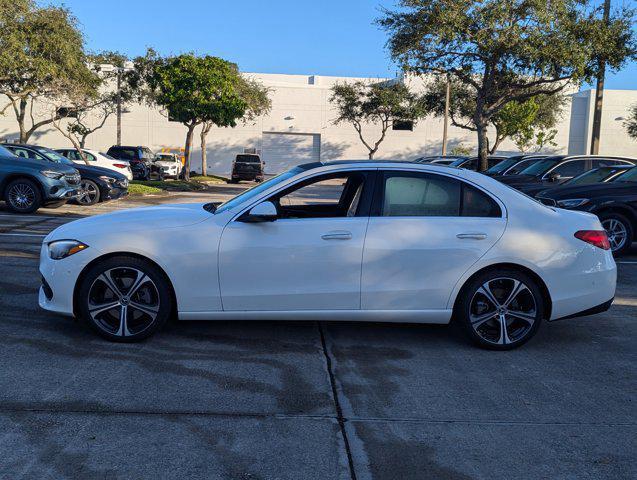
xmin=536 ymin=166 xmax=637 ymax=255
xmin=106 ymin=146 xmax=163 ymax=180
xmin=498 ymin=155 xmax=636 ymax=196
xmin=229 ymin=154 xmax=265 ymax=183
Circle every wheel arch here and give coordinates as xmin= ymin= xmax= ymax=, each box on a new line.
xmin=594 ymin=205 xmax=637 ymax=239
xmin=451 ymin=262 xmax=553 ymax=320
xmin=0 ymin=174 xmax=46 ymax=199
xmin=72 ymin=251 xmax=178 ymax=318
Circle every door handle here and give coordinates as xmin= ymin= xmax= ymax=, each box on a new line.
xmin=321 ymin=231 xmax=352 ymax=240
xmin=456 ymin=233 xmax=488 ymax=240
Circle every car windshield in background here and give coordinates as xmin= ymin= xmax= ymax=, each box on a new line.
xmin=34 ymin=147 xmax=72 ymax=163
xmin=612 ymin=166 xmax=637 ymax=182
xmin=140 ymin=148 xmax=155 ymax=159
xmin=236 ymin=155 xmax=260 ymax=163
xmin=505 ymin=159 xmax=538 ymax=175
xmin=565 ymin=167 xmax=625 ymax=186
xmin=0 ymin=145 xmax=15 ymax=156
xmin=449 ymin=158 xmax=470 ymax=167
xmin=99 ymin=152 xmax=117 ymax=160
xmin=518 ymin=158 xmax=561 ymax=176
xmin=486 ymin=158 xmax=519 ymax=174
xmin=215 ymin=168 xmax=302 ymax=214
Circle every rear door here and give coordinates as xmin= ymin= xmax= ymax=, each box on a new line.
xmin=361 ymin=169 xmax=506 ymax=311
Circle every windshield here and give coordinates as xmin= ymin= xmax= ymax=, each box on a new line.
xmin=34 ymin=146 xmax=72 ymax=164
xmin=236 ymin=155 xmax=260 ymax=163
xmin=99 ymin=152 xmax=117 ymax=160
xmin=612 ymin=166 xmax=637 ymax=182
xmin=519 ymin=158 xmax=561 ymax=176
xmin=565 ymin=167 xmax=621 ymax=186
xmin=486 ymin=158 xmax=520 ymax=174
xmin=449 ymin=158 xmax=470 ymax=167
xmin=215 ymin=168 xmax=302 ymax=214
xmin=0 ymin=145 xmax=15 ymax=157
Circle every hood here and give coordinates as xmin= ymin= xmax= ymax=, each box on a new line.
xmin=536 ymin=182 xmax=635 ymax=200
xmin=73 ymin=163 xmax=127 ymax=178
xmin=497 ymin=174 xmax=538 ymax=185
xmin=46 ymin=203 xmax=212 ymax=242
xmin=155 ymin=160 xmax=179 ymax=167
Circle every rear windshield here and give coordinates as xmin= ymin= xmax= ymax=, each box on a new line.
xmin=140 ymin=148 xmax=155 ymax=159
xmin=110 ymin=148 xmax=137 ymax=160
xmin=236 ymin=155 xmax=260 ymax=163
xmin=612 ymin=167 xmax=637 ymax=182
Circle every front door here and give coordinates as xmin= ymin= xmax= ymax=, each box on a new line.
xmin=219 ymin=170 xmax=374 ymax=311
xmin=362 ymin=170 xmax=507 ymax=310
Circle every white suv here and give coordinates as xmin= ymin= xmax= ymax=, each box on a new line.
xmin=56 ymin=148 xmax=133 ymax=180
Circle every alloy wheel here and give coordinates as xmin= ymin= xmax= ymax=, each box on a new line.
xmin=87 ymin=267 xmax=160 ymax=337
xmin=8 ymin=183 xmax=35 ymax=210
xmin=469 ymin=277 xmax=538 ymax=346
xmin=78 ymin=180 xmax=99 ymax=205
xmin=602 ymin=218 xmax=628 ymax=252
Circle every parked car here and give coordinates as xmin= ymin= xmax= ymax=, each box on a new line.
xmin=498 ymin=155 xmax=636 ymax=196
xmin=56 ymin=148 xmax=133 ymax=180
xmin=449 ymin=155 xmax=509 ymax=171
xmin=153 ymin=153 xmax=183 ymax=179
xmin=40 ymin=161 xmax=616 ymax=349
xmin=536 ymin=166 xmax=637 ymax=255
xmin=0 ymin=145 xmax=80 ymax=213
xmin=413 ymin=155 xmax=468 ymax=165
xmin=3 ymin=144 xmax=128 ymax=206
xmin=229 ymin=154 xmax=265 ymax=183
xmin=484 ymin=154 xmax=548 ymax=176
xmin=550 ymin=164 xmax=634 ymax=188
xmin=106 ymin=145 xmax=163 ymax=181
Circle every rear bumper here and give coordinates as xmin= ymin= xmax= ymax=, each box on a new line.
xmin=551 ymin=297 xmax=614 ymax=321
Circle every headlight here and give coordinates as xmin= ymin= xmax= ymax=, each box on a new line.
xmin=557 ymin=198 xmax=589 ymax=208
xmin=99 ymin=175 xmax=116 ymax=183
xmin=48 ymin=240 xmax=88 ymax=260
xmin=41 ymin=170 xmax=65 ymax=180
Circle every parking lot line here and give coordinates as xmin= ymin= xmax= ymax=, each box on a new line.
xmin=0 ymin=214 xmax=60 ymax=220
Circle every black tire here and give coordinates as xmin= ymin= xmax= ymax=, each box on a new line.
xmin=76 ymin=179 xmax=101 ymax=206
xmin=228 ymin=179 xmax=238 ymax=184
xmin=3 ymin=178 xmax=42 ymax=214
xmin=76 ymin=255 xmax=173 ymax=342
xmin=599 ymin=212 xmax=633 ymax=256
xmin=455 ymin=268 xmax=544 ymax=350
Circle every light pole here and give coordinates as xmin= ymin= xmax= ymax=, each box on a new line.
xmin=98 ymin=62 xmax=134 ymax=146
xmin=590 ymin=0 xmax=611 ymax=154
xmin=441 ymin=76 xmax=451 ymax=155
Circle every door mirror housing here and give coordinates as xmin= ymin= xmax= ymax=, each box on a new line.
xmin=241 ymin=201 xmax=278 ymax=222
xmin=547 ymin=172 xmax=561 ymax=182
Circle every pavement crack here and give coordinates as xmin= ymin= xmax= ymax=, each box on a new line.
xmin=317 ymin=321 xmax=358 ymax=480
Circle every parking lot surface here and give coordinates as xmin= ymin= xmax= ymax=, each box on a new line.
xmin=0 ymin=190 xmax=635 ymax=479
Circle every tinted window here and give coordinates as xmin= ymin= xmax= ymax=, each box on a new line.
xmin=7 ymin=147 xmax=44 ymax=160
xmin=551 ymin=160 xmax=586 ymax=178
xmin=280 ymin=177 xmax=346 ymax=206
xmin=110 ymin=148 xmax=137 ymax=160
xmin=140 ymin=148 xmax=154 ymax=159
xmin=382 ymin=172 xmax=460 ymax=216
xmin=236 ymin=155 xmax=260 ymax=163
xmin=486 ymin=158 xmax=518 ymax=174
xmin=462 ymin=184 xmax=501 ymax=217
xmin=506 ymin=158 xmax=537 ymax=175
xmin=519 ymin=158 xmax=561 ymax=176
xmin=612 ymin=167 xmax=637 ymax=182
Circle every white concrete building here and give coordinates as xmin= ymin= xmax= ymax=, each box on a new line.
xmin=1 ymin=72 xmax=636 ymax=175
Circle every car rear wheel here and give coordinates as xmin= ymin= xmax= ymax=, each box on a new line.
xmin=4 ymin=178 xmax=42 ymax=214
xmin=455 ymin=269 xmax=544 ymax=350
xmin=77 ymin=179 xmax=101 ymax=206
xmin=600 ymin=213 xmax=633 ymax=256
xmin=77 ymin=256 xmax=173 ymax=342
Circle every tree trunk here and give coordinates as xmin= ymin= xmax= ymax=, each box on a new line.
xmin=183 ymin=123 xmax=197 ymax=182
xmin=476 ymin=123 xmax=489 ymax=172
xmin=18 ymin=98 xmax=28 ymax=143
xmin=368 ymin=150 xmax=375 ymax=160
xmin=200 ymin=123 xmax=212 ymax=177
xmin=80 ymin=136 xmax=87 ymax=149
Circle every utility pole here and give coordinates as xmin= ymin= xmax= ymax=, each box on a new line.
xmin=116 ymin=69 xmax=122 ymax=146
xmin=441 ymin=76 xmax=450 ymax=155
xmin=590 ymin=0 xmax=611 ymax=154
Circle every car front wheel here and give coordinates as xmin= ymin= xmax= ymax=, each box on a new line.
xmin=455 ymin=269 xmax=544 ymax=350
xmin=77 ymin=256 xmax=173 ymax=342
xmin=77 ymin=179 xmax=101 ymax=206
xmin=4 ymin=178 xmax=42 ymax=213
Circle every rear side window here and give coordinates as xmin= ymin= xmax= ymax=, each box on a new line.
xmin=112 ymin=148 xmax=137 ymax=160
xmin=382 ymin=173 xmax=461 ymax=216
xmin=380 ymin=172 xmax=501 ymax=218
xmin=461 ymin=184 xmax=502 ymax=217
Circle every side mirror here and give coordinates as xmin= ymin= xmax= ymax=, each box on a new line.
xmin=241 ymin=201 xmax=277 ymax=222
xmin=548 ymin=172 xmax=561 ymax=182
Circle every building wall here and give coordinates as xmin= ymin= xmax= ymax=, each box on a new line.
xmin=1 ymin=72 xmax=636 ymax=175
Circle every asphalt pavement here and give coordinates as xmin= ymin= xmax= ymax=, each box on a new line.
xmin=0 ymin=191 xmax=635 ymax=480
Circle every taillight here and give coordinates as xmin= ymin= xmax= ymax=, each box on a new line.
xmin=574 ymin=230 xmax=611 ymax=250
xmin=113 ymin=163 xmax=127 ymax=168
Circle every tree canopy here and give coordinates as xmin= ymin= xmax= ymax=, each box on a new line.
xmin=625 ymin=104 xmax=637 ymax=140
xmin=379 ymin=0 xmax=636 ymax=169
xmin=330 ymin=80 xmax=428 ymax=159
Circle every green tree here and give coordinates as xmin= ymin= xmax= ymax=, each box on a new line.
xmin=424 ymin=77 xmax=566 ymax=153
xmin=0 ymin=1 xmax=99 ymax=142
xmin=330 ymin=81 xmax=428 ymax=159
xmin=137 ymin=52 xmax=270 ymax=180
xmin=625 ymin=104 xmax=637 ymax=140
xmin=379 ymin=0 xmax=636 ymax=170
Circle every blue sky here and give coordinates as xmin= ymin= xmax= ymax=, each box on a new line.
xmin=47 ymin=0 xmax=636 ymax=90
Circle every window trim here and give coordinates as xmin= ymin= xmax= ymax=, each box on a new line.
xmin=371 ymin=168 xmax=506 ymax=219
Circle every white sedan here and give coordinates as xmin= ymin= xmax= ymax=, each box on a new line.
xmin=56 ymin=148 xmax=133 ymax=180
xmin=39 ymin=161 xmax=616 ymax=349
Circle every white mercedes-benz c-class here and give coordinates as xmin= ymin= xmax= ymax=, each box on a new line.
xmin=39 ymin=161 xmax=616 ymax=349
